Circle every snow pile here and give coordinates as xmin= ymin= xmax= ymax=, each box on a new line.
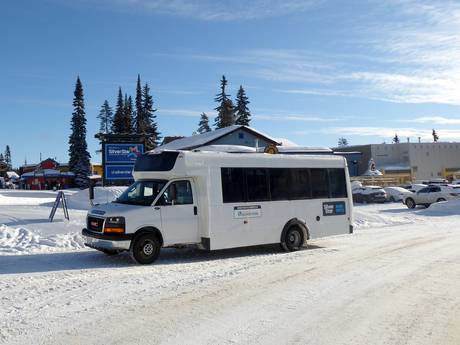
xmin=66 ymin=187 xmax=126 ymax=210
xmin=353 ymin=204 xmax=415 ymax=229
xmin=0 ymin=225 xmax=86 ymax=255
xmin=418 ymin=199 xmax=460 ymax=216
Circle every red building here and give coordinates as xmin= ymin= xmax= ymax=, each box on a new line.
xmin=20 ymin=159 xmax=74 ymax=190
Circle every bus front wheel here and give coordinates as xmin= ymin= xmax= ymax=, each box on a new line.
xmin=281 ymin=226 xmax=304 ymax=252
xmin=130 ymin=233 xmax=161 ymax=264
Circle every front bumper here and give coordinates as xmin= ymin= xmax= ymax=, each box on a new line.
xmin=82 ymin=228 xmax=132 ymax=251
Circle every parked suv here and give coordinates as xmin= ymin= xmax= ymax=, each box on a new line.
xmin=404 ymin=185 xmax=460 ymax=208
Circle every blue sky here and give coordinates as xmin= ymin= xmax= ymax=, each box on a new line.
xmin=2 ymin=0 xmax=460 ymax=167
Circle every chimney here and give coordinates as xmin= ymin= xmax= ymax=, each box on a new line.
xmin=407 ymin=137 xmax=410 ymax=143
xmin=418 ymin=137 xmax=421 ymax=143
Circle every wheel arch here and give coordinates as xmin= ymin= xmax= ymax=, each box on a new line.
xmin=281 ymin=218 xmax=309 ymax=243
xmin=132 ymin=227 xmax=164 ymax=247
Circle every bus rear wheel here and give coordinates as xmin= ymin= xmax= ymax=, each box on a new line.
xmin=130 ymin=233 xmax=161 ymax=264
xmin=281 ymin=226 xmax=304 ymax=252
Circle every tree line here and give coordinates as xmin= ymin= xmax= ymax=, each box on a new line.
xmin=97 ymin=75 xmax=160 ymax=150
xmin=69 ymin=74 xmax=252 ymax=187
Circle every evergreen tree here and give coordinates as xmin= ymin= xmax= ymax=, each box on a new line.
xmin=234 ymin=85 xmax=251 ymax=126
xmin=97 ymin=100 xmax=113 ymax=133
xmin=337 ymin=137 xmax=348 ymax=147
xmin=123 ymin=94 xmax=134 ymax=133
xmin=141 ymin=83 xmax=161 ymax=150
xmin=214 ymin=75 xmax=235 ymax=128
xmin=68 ymin=77 xmax=91 ymax=188
xmin=432 ymin=129 xmax=439 ymax=142
xmin=197 ymin=112 xmax=211 ymax=133
xmin=392 ymin=133 xmax=400 ymax=144
xmin=4 ymin=145 xmax=12 ymax=169
xmin=135 ymin=74 xmax=143 ymax=132
xmin=0 ymin=153 xmax=4 ymax=162
xmin=112 ymin=87 xmax=125 ymax=134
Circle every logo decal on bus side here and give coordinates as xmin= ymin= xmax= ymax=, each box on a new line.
xmin=233 ymin=205 xmax=262 ymax=218
xmin=322 ymin=202 xmax=346 ymax=216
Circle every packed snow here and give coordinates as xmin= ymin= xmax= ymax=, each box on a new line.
xmin=0 ymin=188 xmax=124 ymax=255
xmin=1 ymin=190 xmax=460 ymax=345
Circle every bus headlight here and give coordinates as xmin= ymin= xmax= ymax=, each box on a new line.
xmin=104 ymin=217 xmax=126 ymax=234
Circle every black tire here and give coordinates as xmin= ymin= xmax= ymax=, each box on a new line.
xmin=437 ymin=198 xmax=446 ymax=203
xmin=281 ymin=226 xmax=304 ymax=252
xmin=405 ymin=198 xmax=416 ymax=209
xmin=130 ymin=233 xmax=161 ymax=264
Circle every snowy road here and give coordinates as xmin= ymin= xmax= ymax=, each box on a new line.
xmin=2 ymin=201 xmax=460 ymax=345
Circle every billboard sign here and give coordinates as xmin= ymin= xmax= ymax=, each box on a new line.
xmin=105 ymin=165 xmax=135 ymax=180
xmin=105 ymin=143 xmax=144 ymax=164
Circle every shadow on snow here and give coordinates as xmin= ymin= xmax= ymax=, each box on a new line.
xmin=0 ymin=244 xmax=323 ymax=275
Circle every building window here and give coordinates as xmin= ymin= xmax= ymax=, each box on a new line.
xmin=238 ymin=133 xmax=244 ymax=139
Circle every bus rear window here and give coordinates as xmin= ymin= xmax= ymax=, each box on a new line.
xmin=134 ymin=151 xmax=179 ymax=172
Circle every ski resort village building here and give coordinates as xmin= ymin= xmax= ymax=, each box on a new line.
xmin=334 ymin=142 xmax=460 ymax=182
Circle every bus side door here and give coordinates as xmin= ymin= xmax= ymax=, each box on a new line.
xmin=156 ymin=180 xmax=199 ymax=245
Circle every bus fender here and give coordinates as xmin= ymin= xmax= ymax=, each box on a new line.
xmin=131 ymin=227 xmax=164 ymax=249
xmin=281 ymin=218 xmax=309 ymax=244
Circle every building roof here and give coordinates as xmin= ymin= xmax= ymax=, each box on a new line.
xmin=155 ymin=125 xmax=280 ymax=151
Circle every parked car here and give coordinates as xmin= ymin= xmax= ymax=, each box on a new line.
xmin=403 ymin=185 xmax=460 ymax=208
xmin=384 ymin=186 xmax=412 ymax=202
xmin=401 ymin=183 xmax=428 ymax=193
xmin=352 ymin=184 xmax=387 ymax=203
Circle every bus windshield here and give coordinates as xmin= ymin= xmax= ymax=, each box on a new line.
xmin=114 ymin=180 xmax=167 ymax=206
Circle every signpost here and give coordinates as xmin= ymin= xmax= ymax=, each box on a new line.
xmin=95 ymin=134 xmax=146 ymax=186
xmin=49 ymin=191 xmax=69 ymax=222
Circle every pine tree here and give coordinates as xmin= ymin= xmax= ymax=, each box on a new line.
xmin=0 ymin=153 xmax=4 ymax=162
xmin=68 ymin=77 xmax=91 ymax=188
xmin=97 ymin=100 xmax=113 ymax=133
xmin=4 ymin=146 xmax=12 ymax=169
xmin=123 ymin=94 xmax=134 ymax=133
xmin=234 ymin=85 xmax=251 ymax=126
xmin=112 ymin=87 xmax=125 ymax=134
xmin=214 ymin=75 xmax=235 ymax=129
xmin=337 ymin=137 xmax=348 ymax=147
xmin=141 ymin=83 xmax=161 ymax=150
xmin=197 ymin=112 xmax=211 ymax=133
xmin=392 ymin=133 xmax=400 ymax=143
xmin=432 ymin=129 xmax=439 ymax=142
xmin=135 ymin=74 xmax=143 ymax=132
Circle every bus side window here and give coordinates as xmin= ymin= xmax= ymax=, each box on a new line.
xmin=310 ymin=169 xmax=329 ymax=198
xmin=328 ymin=169 xmax=347 ymax=198
xmin=222 ymin=168 xmax=247 ymax=203
xmin=246 ymin=168 xmax=270 ymax=201
xmin=158 ymin=181 xmax=193 ymax=206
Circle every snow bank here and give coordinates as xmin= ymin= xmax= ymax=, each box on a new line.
xmin=0 ymin=225 xmax=86 ymax=255
xmin=65 ymin=187 xmax=126 ymax=210
xmin=353 ymin=204 xmax=415 ymax=229
xmin=418 ymin=199 xmax=460 ymax=216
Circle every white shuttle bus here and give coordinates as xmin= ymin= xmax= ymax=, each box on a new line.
xmin=83 ymin=150 xmax=353 ymax=264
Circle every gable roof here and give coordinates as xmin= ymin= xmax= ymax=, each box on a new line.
xmin=156 ymin=125 xmax=280 ymax=151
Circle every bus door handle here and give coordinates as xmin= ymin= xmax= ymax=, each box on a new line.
xmin=154 ymin=206 xmax=160 ymax=210
xmin=193 ymin=206 xmax=198 ymax=215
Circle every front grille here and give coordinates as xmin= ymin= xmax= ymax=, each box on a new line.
xmin=87 ymin=216 xmax=104 ymax=232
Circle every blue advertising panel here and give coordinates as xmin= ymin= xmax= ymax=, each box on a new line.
xmin=105 ymin=165 xmax=135 ymax=180
xmin=105 ymin=143 xmax=144 ymax=164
